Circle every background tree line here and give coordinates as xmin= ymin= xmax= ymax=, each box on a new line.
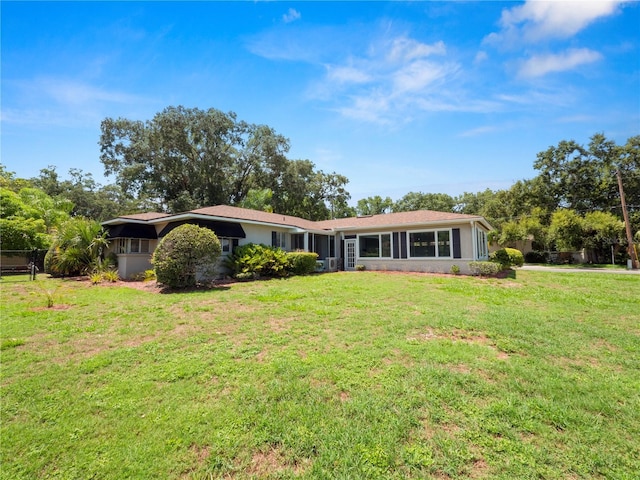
xmin=1 ymin=104 xmax=638 ymax=262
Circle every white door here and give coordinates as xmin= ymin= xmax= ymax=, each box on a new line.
xmin=345 ymin=239 xmax=356 ymax=271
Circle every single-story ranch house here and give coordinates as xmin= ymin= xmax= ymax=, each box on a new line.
xmin=102 ymin=205 xmax=492 ymax=279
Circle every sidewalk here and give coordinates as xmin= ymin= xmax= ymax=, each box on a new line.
xmin=521 ymin=265 xmax=640 ymax=275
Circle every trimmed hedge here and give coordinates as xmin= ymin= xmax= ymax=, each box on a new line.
xmin=468 ymin=261 xmax=502 ymax=277
xmin=287 ymin=251 xmax=319 ymax=275
xmin=490 ymin=248 xmax=524 ymax=269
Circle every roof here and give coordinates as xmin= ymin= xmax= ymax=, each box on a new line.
xmin=190 ymin=205 xmax=320 ymax=230
xmin=115 ymin=212 xmax=171 ymax=222
xmin=316 ymin=210 xmax=490 ymax=231
xmin=103 ymin=205 xmax=492 ymax=234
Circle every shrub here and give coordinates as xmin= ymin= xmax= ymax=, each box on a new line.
xmin=89 ymin=272 xmax=103 ymax=285
xmin=450 ymin=264 xmax=461 ymax=275
xmin=45 ymin=218 xmax=109 ymax=277
xmin=524 ymin=250 xmax=548 ymax=264
xmin=287 ymin=251 xmax=319 ymax=275
xmin=152 ymin=224 xmax=222 ymax=288
xmin=355 ymin=264 xmax=366 ymax=271
xmin=225 ymin=243 xmax=289 ymax=279
xmin=102 ymin=269 xmax=119 ymax=282
xmin=468 ymin=261 xmax=502 ymax=277
xmin=490 ymin=248 xmax=524 ymax=269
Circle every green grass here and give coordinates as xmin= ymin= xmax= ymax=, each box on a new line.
xmin=1 ymin=271 xmax=639 ymax=479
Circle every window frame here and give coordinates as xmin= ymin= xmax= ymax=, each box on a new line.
xmin=356 ymin=232 xmax=392 ymax=259
xmin=115 ymin=238 xmax=151 ymax=254
xmin=407 ymin=228 xmax=453 ymax=259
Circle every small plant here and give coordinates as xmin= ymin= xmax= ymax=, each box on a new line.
xmin=89 ymin=272 xmax=103 ymax=285
xmin=450 ymin=264 xmax=461 ymax=275
xmin=102 ymin=270 xmax=119 ymax=283
xmin=355 ymin=264 xmax=366 ymax=271
xmin=32 ymin=280 xmax=63 ymax=308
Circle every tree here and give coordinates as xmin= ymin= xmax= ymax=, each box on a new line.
xmin=0 ymin=185 xmax=72 ymax=251
xmin=549 ymin=209 xmax=584 ymax=252
xmin=582 ymin=211 xmax=625 ymax=263
xmin=152 ymin=224 xmax=222 ymax=288
xmin=32 ymin=166 xmax=147 ymax=222
xmin=393 ymin=192 xmax=456 ymax=213
xmin=0 ymin=165 xmax=33 ymax=191
xmin=356 ymin=196 xmax=393 ymax=216
xmin=45 ymin=218 xmax=109 ymax=276
xmin=238 ymin=188 xmax=274 ymax=212
xmin=100 ymin=106 xmax=350 ymax=218
xmin=453 ymin=189 xmax=497 ymax=215
xmin=533 ymin=133 xmax=639 ymax=215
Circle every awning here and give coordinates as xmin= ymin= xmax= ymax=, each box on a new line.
xmin=106 ymin=224 xmax=158 ymax=239
xmin=157 ymin=220 xmax=246 ymax=238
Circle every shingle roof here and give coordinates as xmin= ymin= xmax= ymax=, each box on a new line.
xmin=118 ymin=212 xmax=171 ymax=221
xmin=105 ymin=205 xmax=491 ymax=232
xmin=316 ymin=210 xmax=487 ymax=230
xmin=190 ymin=205 xmax=319 ymax=230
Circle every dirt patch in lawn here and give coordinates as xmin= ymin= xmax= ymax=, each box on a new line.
xmin=408 ymin=328 xmax=510 ymax=359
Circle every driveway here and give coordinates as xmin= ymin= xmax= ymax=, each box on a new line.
xmin=521 ymin=265 xmax=640 ymax=275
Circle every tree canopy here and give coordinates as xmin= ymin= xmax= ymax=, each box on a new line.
xmin=99 ymin=106 xmax=350 ymax=219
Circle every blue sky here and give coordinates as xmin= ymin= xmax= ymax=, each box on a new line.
xmin=2 ymin=1 xmax=639 ymax=204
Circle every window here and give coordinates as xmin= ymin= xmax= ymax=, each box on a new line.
xmin=409 ymin=229 xmax=452 ymax=258
xmin=476 ymin=229 xmax=488 ymax=259
xmin=358 ymin=233 xmax=391 ymax=258
xmin=221 ymin=238 xmax=231 ymax=253
xmin=115 ymin=238 xmax=150 ymax=254
xmin=291 ymin=234 xmax=305 ymax=251
xmin=272 ymin=231 xmax=286 ymax=249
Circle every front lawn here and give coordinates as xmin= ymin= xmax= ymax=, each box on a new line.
xmin=1 ymin=271 xmax=639 ymax=479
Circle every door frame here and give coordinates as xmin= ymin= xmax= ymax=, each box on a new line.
xmin=345 ymin=238 xmax=357 ymax=271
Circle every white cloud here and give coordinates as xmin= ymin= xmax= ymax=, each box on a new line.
xmin=393 ymin=60 xmax=455 ymax=93
xmin=518 ymin=48 xmax=602 ymax=77
xmin=2 ymin=77 xmax=150 ymax=127
xmin=325 ymin=65 xmax=372 ymax=85
xmin=474 ymin=51 xmax=489 ymax=64
xmin=283 ymin=8 xmax=301 ymax=24
xmin=387 ymin=38 xmax=446 ymax=62
xmin=487 ymin=0 xmax=627 ymax=45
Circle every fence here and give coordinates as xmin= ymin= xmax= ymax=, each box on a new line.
xmin=0 ymin=249 xmax=46 ymax=280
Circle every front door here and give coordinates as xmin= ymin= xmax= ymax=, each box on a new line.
xmin=345 ymin=239 xmax=356 ymax=271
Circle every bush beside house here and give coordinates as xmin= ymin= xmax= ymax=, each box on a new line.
xmin=152 ymin=224 xmax=221 ymax=288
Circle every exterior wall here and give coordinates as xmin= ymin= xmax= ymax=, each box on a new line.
xmin=237 ymin=223 xmax=295 ymax=249
xmin=117 ymin=254 xmax=153 ymax=280
xmin=356 ymin=259 xmax=473 ymax=275
xmin=344 ymin=222 xmax=481 ymax=274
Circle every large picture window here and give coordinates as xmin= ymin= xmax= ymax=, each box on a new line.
xmin=358 ymin=233 xmax=391 ymax=258
xmin=409 ymin=229 xmax=451 ymax=258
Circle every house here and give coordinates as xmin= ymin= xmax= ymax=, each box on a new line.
xmin=102 ymin=205 xmax=492 ymax=279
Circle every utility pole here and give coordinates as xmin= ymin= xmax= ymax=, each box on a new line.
xmin=617 ymin=169 xmax=639 ymax=269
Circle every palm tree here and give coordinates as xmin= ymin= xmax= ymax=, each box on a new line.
xmin=45 ymin=218 xmax=110 ymax=276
